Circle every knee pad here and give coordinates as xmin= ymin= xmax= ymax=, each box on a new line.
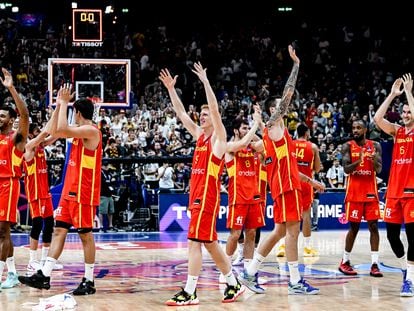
xmin=30 ymin=217 xmax=43 ymax=240
xmin=42 ymin=216 xmax=54 ymax=243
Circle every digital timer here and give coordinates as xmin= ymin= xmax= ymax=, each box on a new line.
xmin=72 ymin=9 xmax=102 ymax=42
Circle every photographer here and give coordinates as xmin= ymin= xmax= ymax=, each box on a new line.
xmin=98 ymin=161 xmax=117 ymax=232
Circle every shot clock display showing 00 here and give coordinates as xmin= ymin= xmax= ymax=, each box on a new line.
xmin=72 ymin=9 xmax=103 ymax=46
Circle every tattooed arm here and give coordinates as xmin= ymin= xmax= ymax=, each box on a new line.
xmin=270 ymin=45 xmax=300 ymax=122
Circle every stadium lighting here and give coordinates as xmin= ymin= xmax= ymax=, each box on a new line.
xmin=11 ymin=6 xmax=18 ymax=12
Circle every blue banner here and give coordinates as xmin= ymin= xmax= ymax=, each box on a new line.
xmin=158 ymin=192 xmax=387 ymax=232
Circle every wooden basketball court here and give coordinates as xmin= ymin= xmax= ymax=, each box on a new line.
xmin=2 ymin=229 xmax=413 ymax=310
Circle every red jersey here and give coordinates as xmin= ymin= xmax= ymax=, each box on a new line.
xmin=226 ymin=145 xmax=261 ymax=205
xmin=61 ymin=130 xmax=102 ymax=206
xmin=344 ymin=140 xmax=378 ymax=202
xmin=257 ymin=159 xmax=267 ymax=202
xmin=23 ymin=145 xmax=51 ymax=202
xmin=263 ymin=128 xmax=301 ymax=199
xmin=189 ymin=133 xmax=224 ymax=213
xmin=387 ymin=127 xmax=414 ymax=198
xmin=0 ymin=132 xmax=23 ymax=178
xmin=293 ymin=139 xmax=314 ymax=196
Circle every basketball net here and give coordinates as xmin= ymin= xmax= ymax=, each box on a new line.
xmin=88 ymin=96 xmax=103 ymax=123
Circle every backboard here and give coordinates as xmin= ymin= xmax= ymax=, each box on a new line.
xmin=47 ymin=58 xmax=131 ymax=108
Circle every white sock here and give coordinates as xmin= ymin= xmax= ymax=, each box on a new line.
xmin=246 ymin=252 xmax=265 ymax=276
xmin=224 ymin=271 xmax=237 ymax=286
xmin=6 ymin=257 xmax=16 ymax=274
xmin=85 ymin=263 xmax=95 ymax=282
xmin=29 ymin=250 xmax=38 ymax=262
xmin=371 ymin=251 xmax=379 ymax=264
xmin=407 ymin=263 xmax=414 ymax=283
xmin=184 ymin=275 xmax=198 ymax=295
xmin=398 ymin=254 xmax=407 ymax=271
xmin=343 ymin=251 xmax=351 ymax=263
xmin=288 ymin=261 xmax=301 ymax=285
xmin=238 ymin=243 xmax=244 ymax=256
xmin=0 ymin=261 xmax=5 ymax=281
xmin=303 ymin=237 xmax=311 ymax=248
xmin=41 ymin=247 xmax=50 ymax=262
xmin=244 ymin=258 xmax=252 ymax=270
xmin=42 ymin=257 xmax=57 ymax=277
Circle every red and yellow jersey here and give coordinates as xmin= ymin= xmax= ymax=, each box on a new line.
xmin=62 ymin=129 xmax=102 ymax=206
xmin=387 ymin=127 xmax=414 ymax=198
xmin=257 ymin=157 xmax=267 ymax=203
xmin=293 ymin=139 xmax=314 ymax=196
xmin=345 ymin=140 xmax=378 ymax=202
xmin=263 ymin=128 xmax=301 ymax=199
xmin=226 ymin=145 xmax=261 ymax=205
xmin=23 ymin=145 xmax=51 ymax=202
xmin=189 ymin=133 xmax=224 ymax=213
xmin=0 ymin=132 xmax=23 ymax=178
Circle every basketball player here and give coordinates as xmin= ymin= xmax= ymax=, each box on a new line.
xmin=160 ymin=62 xmax=244 ymax=305
xmin=374 ymin=73 xmax=414 ymax=296
xmin=19 ymin=84 xmax=102 ymax=295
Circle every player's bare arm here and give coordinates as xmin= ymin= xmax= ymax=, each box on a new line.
xmin=374 ymin=78 xmax=403 ymax=136
xmin=159 ymin=68 xmax=201 ymax=139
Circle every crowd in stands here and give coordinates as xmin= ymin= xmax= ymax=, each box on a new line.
xmin=0 ymin=8 xmax=409 ymax=198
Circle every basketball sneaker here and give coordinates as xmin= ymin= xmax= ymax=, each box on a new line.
xmin=222 ymin=280 xmax=245 ymax=303
xmin=400 ymin=279 xmax=414 ymax=297
xmin=73 ymin=277 xmax=96 ymax=295
xmin=303 ymin=246 xmax=319 ymax=257
xmin=338 ymin=260 xmax=357 ymax=275
xmin=232 ymin=254 xmax=244 ymax=266
xmin=369 ymin=263 xmax=383 ymax=277
xmin=1 ymin=272 xmax=20 ymax=289
xmin=18 ymin=270 xmax=50 ymax=290
xmin=165 ymin=288 xmax=199 ymax=306
xmin=276 ymin=244 xmax=286 ymax=257
xmin=288 ymin=278 xmax=320 ymax=295
xmin=237 ymin=269 xmax=265 ymax=294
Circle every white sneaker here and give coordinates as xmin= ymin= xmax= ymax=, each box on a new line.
xmin=219 ymin=273 xmax=226 ymax=284
xmin=258 ymin=276 xmax=268 ymax=285
xmin=27 ymin=260 xmax=41 ymax=275
xmin=232 ymin=255 xmax=244 ymax=266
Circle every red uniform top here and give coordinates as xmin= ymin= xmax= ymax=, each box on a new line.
xmin=263 ymin=128 xmax=301 ymax=199
xmin=226 ymin=145 xmax=261 ymax=205
xmin=344 ymin=140 xmax=378 ymax=202
xmin=257 ymin=158 xmax=267 ymax=202
xmin=293 ymin=139 xmax=314 ymax=197
xmin=0 ymin=132 xmax=23 ymax=178
xmin=23 ymin=145 xmax=51 ymax=202
xmin=189 ymin=134 xmax=224 ymax=213
xmin=61 ymin=130 xmax=102 ymax=206
xmin=387 ymin=127 xmax=414 ymax=198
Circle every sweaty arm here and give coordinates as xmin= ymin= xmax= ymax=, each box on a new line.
xmin=373 ymin=78 xmax=403 ymax=136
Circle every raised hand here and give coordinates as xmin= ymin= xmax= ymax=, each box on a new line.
xmin=288 ymin=45 xmax=300 ymax=65
xmin=390 ymin=78 xmax=404 ymax=97
xmin=56 ymin=83 xmax=74 ymax=105
xmin=0 ymin=68 xmax=13 ymax=88
xmin=192 ymin=62 xmax=208 ymax=84
xmin=159 ymin=68 xmax=178 ymax=90
xmin=402 ymin=73 xmax=413 ymax=92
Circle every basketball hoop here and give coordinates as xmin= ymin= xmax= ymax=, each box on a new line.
xmin=88 ymin=96 xmax=103 ymax=123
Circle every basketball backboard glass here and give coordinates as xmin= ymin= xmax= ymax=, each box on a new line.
xmin=48 ymin=58 xmax=131 ymax=108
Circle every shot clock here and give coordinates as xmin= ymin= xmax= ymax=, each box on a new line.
xmin=72 ymin=9 xmax=103 ymax=47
